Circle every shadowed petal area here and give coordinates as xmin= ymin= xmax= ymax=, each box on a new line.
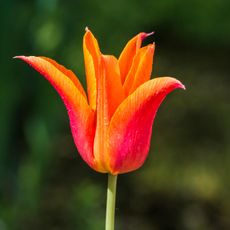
xmin=108 ymin=77 xmax=185 ymax=174
xmin=119 ymin=32 xmax=152 ymax=84
xmin=15 ymin=56 xmax=96 ymax=169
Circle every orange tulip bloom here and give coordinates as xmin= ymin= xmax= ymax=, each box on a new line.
xmin=16 ymin=29 xmax=185 ymax=175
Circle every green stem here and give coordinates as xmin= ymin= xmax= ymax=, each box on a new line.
xmin=105 ymin=174 xmax=118 ymax=230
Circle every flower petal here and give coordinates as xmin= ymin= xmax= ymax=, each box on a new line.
xmin=123 ymin=44 xmax=155 ymax=96
xmin=93 ymin=55 xmax=125 ymax=172
xmin=15 ymin=56 xmax=96 ymax=169
xmin=83 ymin=29 xmax=101 ymax=110
xmin=108 ymin=77 xmax=185 ymax=174
xmin=40 ymin=57 xmax=87 ymax=99
xmin=100 ymin=55 xmax=125 ymax=120
xmin=118 ymin=32 xmax=153 ymax=84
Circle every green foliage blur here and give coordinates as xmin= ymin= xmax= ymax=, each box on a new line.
xmin=0 ymin=0 xmax=230 ymax=229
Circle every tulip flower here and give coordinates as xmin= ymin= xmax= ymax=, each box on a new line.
xmin=15 ymin=28 xmax=185 ymax=230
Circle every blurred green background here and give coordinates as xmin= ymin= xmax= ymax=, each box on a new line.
xmin=0 ymin=0 xmax=230 ymax=229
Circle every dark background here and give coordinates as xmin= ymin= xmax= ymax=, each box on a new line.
xmin=0 ymin=0 xmax=230 ymax=229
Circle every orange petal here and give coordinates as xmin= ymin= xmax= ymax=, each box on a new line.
xmin=93 ymin=55 xmax=125 ymax=172
xmin=100 ymin=55 xmax=125 ymax=120
xmin=15 ymin=56 xmax=96 ymax=170
xmin=123 ymin=44 xmax=155 ymax=96
xmin=83 ymin=29 xmax=101 ymax=110
xmin=41 ymin=57 xmax=87 ymax=99
xmin=118 ymin=32 xmax=153 ymax=84
xmin=108 ymin=77 xmax=185 ymax=174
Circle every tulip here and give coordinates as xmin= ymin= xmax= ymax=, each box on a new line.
xmin=15 ymin=28 xmax=185 ymax=230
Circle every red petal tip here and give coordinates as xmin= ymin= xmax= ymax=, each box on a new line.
xmin=141 ymin=31 xmax=155 ymax=40
xmin=146 ymin=31 xmax=155 ymax=37
xmin=13 ymin=55 xmax=24 ymax=59
xmin=181 ymin=84 xmax=186 ymax=90
xmin=14 ymin=55 xmax=29 ymax=60
xmin=177 ymin=81 xmax=186 ymax=90
xmin=85 ymin=26 xmax=90 ymax=32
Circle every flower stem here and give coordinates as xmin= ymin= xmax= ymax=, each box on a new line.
xmin=105 ymin=173 xmax=118 ymax=230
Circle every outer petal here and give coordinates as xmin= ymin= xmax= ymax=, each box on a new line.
xmin=118 ymin=32 xmax=153 ymax=84
xmin=15 ymin=56 xmax=96 ymax=170
xmin=108 ymin=77 xmax=185 ymax=174
xmin=41 ymin=57 xmax=87 ymax=98
xmin=93 ymin=55 xmax=125 ymax=172
xmin=83 ymin=29 xmax=101 ymax=110
xmin=123 ymin=44 xmax=155 ymax=96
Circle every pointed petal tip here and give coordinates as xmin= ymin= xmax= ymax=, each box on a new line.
xmin=181 ymin=83 xmax=186 ymax=90
xmin=148 ymin=43 xmax=155 ymax=51
xmin=84 ymin=27 xmax=95 ymax=39
xmin=13 ymin=55 xmax=25 ymax=59
xmin=141 ymin=31 xmax=155 ymax=40
xmin=146 ymin=31 xmax=155 ymax=37
xmin=14 ymin=55 xmax=34 ymax=61
xmin=168 ymin=78 xmax=186 ymax=90
xmin=176 ymin=80 xmax=186 ymax=90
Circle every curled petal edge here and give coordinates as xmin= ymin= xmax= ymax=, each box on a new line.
xmin=108 ymin=77 xmax=185 ymax=174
